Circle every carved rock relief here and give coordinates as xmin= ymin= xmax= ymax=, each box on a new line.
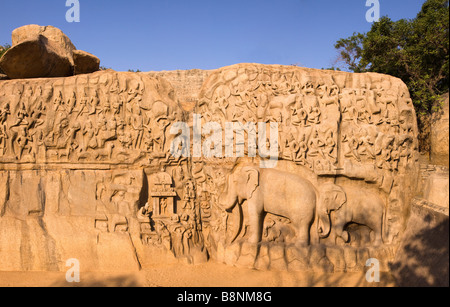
xmin=194 ymin=64 xmax=419 ymax=271
xmin=0 ymin=64 xmax=420 ymax=272
xmin=0 ymin=70 xmax=183 ymax=165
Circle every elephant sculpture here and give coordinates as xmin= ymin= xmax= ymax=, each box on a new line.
xmin=219 ymin=165 xmax=317 ymax=246
xmin=317 ymin=183 xmax=385 ymax=246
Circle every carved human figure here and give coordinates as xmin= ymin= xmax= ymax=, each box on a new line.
xmin=160 ymin=198 xmax=168 ymax=215
xmin=53 ymin=90 xmax=65 ymax=113
xmin=156 ymin=221 xmax=172 ymax=250
xmin=23 ymin=85 xmax=34 ymax=98
xmin=358 ymin=128 xmax=376 ymax=160
xmin=291 ymin=106 xmax=308 ymax=127
xmin=97 ymin=115 xmax=115 ymax=148
xmin=10 ymin=103 xmax=29 ymax=128
xmin=283 ymin=129 xmax=301 ymax=162
xmin=375 ymin=135 xmax=395 ymax=169
xmin=0 ymin=102 xmax=10 ymax=125
xmin=255 ymin=93 xmax=269 ymax=121
xmin=318 ymin=83 xmax=339 ymax=107
xmin=82 ymin=120 xmax=98 ymax=150
xmin=0 ymin=124 xmax=8 ymax=155
xmin=28 ymin=100 xmax=46 ymax=131
xmin=66 ymin=91 xmax=77 ymax=114
xmin=340 ymin=89 xmax=358 ymax=124
xmin=307 ymin=106 xmax=321 ymax=125
xmin=60 ymin=122 xmax=81 ymax=160
xmin=76 ymin=91 xmax=89 ymax=118
xmin=296 ymin=132 xmax=309 ymax=165
xmin=324 ymin=129 xmax=337 ymax=162
xmin=200 ymin=191 xmax=211 ymax=221
xmin=29 ymin=128 xmax=45 ymax=160
xmin=302 ymin=81 xmax=319 ymax=109
xmin=89 ymin=89 xmax=101 ymax=115
xmin=308 ymin=129 xmax=326 ymax=159
xmin=153 ymin=119 xmax=170 ymax=153
xmin=110 ymin=94 xmax=122 ymax=115
xmin=398 ymin=136 xmax=413 ymax=167
xmin=116 ymin=119 xmax=131 ymax=151
xmin=183 ymin=180 xmax=196 ymax=209
xmin=15 ymin=126 xmax=32 ymax=160
xmin=343 ymin=132 xmax=362 ymax=162
xmin=130 ymin=108 xmax=144 ymax=149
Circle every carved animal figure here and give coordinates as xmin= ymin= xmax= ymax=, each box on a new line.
xmin=219 ymin=165 xmax=317 ymax=246
xmin=317 ymin=183 xmax=385 ymax=246
xmin=94 ymin=143 xmax=115 ymax=160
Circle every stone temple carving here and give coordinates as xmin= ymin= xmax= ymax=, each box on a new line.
xmin=0 ymin=63 xmax=420 ymax=274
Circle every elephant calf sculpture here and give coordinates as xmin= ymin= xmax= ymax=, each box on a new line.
xmin=317 ymin=183 xmax=385 ymax=246
xmin=219 ymin=165 xmax=317 ymax=246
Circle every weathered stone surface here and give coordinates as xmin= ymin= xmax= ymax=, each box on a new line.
xmin=391 ymin=200 xmax=449 ymax=287
xmin=254 ymin=244 xmax=270 ymax=270
xmin=11 ymin=25 xmax=76 ymax=60
xmin=431 ymin=93 xmax=449 ymax=166
xmin=423 ymin=169 xmax=449 ymax=210
xmin=0 ymin=25 xmax=99 ymax=79
xmin=0 ymin=64 xmax=424 ymax=278
xmin=0 ymin=37 xmax=74 ymax=79
xmin=73 ymin=50 xmax=100 ymax=75
xmin=146 ymin=69 xmax=212 ymax=111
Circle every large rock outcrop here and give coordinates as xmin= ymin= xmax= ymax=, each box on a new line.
xmin=0 ymin=25 xmax=100 ymax=79
xmin=0 ymin=64 xmax=425 ymax=277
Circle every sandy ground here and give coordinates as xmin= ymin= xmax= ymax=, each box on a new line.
xmin=0 ymin=263 xmax=396 ymax=287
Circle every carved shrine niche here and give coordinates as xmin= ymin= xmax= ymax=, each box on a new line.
xmin=148 ymin=171 xmax=177 ymax=218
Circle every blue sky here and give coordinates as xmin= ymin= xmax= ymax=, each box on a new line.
xmin=0 ymin=0 xmax=426 ymax=72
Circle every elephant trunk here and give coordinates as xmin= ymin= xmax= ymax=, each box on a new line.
xmin=218 ymin=175 xmax=238 ymax=212
xmin=219 ymin=192 xmax=237 ymax=212
xmin=317 ymin=211 xmax=331 ymax=238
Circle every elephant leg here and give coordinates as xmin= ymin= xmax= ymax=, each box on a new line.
xmin=296 ymin=221 xmax=311 ymax=247
xmin=247 ymin=202 xmax=263 ymax=244
xmin=334 ymin=213 xmax=349 ymax=244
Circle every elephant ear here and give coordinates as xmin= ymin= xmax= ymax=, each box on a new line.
xmin=242 ymin=167 xmax=260 ymax=199
xmin=330 ymin=185 xmax=347 ymax=211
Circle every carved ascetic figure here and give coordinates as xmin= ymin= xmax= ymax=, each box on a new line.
xmin=219 ymin=165 xmax=317 ymax=246
xmin=317 ymin=183 xmax=385 ymax=246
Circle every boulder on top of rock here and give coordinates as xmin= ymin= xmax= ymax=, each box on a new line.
xmin=0 ymin=24 xmax=100 ymax=79
xmin=73 ymin=50 xmax=100 ymax=75
xmin=0 ymin=35 xmax=74 ymax=79
xmin=11 ymin=25 xmax=76 ymax=65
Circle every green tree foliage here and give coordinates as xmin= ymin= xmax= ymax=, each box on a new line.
xmin=0 ymin=44 xmax=11 ymax=74
xmin=334 ymin=33 xmax=366 ymax=73
xmin=335 ymin=0 xmax=449 ymax=114
xmin=0 ymin=44 xmax=10 ymax=59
